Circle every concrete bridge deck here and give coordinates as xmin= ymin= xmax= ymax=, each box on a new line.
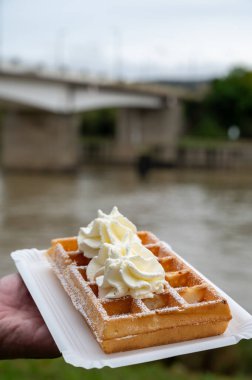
xmin=0 ymin=67 xmax=200 ymax=171
xmin=0 ymin=66 xmax=198 ymax=112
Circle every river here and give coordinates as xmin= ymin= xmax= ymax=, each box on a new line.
xmin=0 ymin=167 xmax=251 ymax=312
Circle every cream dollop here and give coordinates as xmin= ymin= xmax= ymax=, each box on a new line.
xmin=86 ymin=238 xmax=166 ymax=299
xmin=78 ymin=207 xmax=140 ymax=258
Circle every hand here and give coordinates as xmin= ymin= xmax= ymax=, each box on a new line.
xmin=0 ymin=273 xmax=60 ymax=359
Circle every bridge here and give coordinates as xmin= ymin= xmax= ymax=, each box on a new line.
xmin=0 ymin=66 xmax=198 ymax=170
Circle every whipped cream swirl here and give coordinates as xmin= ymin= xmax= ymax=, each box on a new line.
xmin=87 ymin=238 xmax=166 ymax=299
xmin=78 ymin=207 xmax=140 ymax=258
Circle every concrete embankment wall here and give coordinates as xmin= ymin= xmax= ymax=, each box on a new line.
xmin=176 ymin=144 xmax=252 ymax=169
xmin=81 ymin=140 xmax=252 ymax=170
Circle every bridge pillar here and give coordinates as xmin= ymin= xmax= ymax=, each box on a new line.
xmin=1 ymin=110 xmax=80 ymax=171
xmin=115 ymin=102 xmax=183 ymax=163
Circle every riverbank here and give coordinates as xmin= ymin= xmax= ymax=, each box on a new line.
xmin=80 ymin=138 xmax=252 ymax=170
xmin=176 ymin=139 xmax=252 ymax=169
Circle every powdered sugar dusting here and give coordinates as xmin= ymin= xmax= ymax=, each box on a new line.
xmin=46 ymin=230 xmax=231 ymax=351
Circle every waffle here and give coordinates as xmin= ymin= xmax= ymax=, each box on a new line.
xmin=46 ymin=231 xmax=232 ymax=353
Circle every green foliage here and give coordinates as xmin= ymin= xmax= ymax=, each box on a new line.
xmin=0 ymin=341 xmax=252 ymax=380
xmin=177 ymin=340 xmax=252 ymax=376
xmin=0 ymin=356 xmax=251 ymax=380
xmin=186 ymin=67 xmax=252 ymax=139
xmin=179 ymin=137 xmax=230 ymax=150
xmin=191 ymin=117 xmax=225 ymax=139
xmin=206 ymin=68 xmax=252 ymax=137
xmin=79 ymin=109 xmax=116 ymax=138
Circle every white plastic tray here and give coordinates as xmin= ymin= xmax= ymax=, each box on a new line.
xmin=11 ymin=248 xmax=252 ymax=369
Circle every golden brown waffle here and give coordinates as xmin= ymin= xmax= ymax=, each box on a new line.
xmin=46 ymin=231 xmax=232 ymax=353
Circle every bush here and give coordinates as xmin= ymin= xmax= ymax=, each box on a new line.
xmin=79 ymin=109 xmax=116 ymax=138
xmin=191 ymin=117 xmax=225 ymax=139
xmin=185 ymin=67 xmax=252 ymax=139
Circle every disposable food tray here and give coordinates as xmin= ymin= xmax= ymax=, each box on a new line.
xmin=11 ymin=248 xmax=252 ymax=369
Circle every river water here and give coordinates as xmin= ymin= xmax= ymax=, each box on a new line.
xmin=0 ymin=167 xmax=251 ymax=312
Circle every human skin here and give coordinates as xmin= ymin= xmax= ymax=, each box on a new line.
xmin=0 ymin=273 xmax=60 ymax=359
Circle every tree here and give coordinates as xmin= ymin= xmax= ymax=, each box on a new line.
xmin=186 ymin=68 xmax=252 ymax=139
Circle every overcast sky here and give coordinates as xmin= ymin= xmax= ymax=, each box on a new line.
xmin=1 ymin=0 xmax=252 ymax=80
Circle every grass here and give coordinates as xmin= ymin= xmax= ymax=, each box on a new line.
xmin=0 ymin=355 xmax=251 ymax=380
xmin=1 ymin=341 xmax=252 ymax=379
xmin=178 ymin=137 xmax=252 ymax=150
xmin=179 ymin=137 xmax=230 ymax=150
